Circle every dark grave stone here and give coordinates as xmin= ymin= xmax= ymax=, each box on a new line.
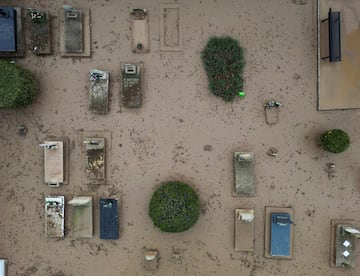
xmin=122 ymin=63 xmax=143 ymax=107
xmin=63 ymin=7 xmax=83 ymax=53
xmin=26 ymin=9 xmax=51 ymax=55
xmin=0 ymin=7 xmax=17 ymax=52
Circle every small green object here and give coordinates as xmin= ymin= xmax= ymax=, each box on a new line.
xmin=238 ymin=91 xmax=245 ymax=97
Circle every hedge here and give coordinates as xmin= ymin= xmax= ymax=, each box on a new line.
xmin=149 ymin=181 xmax=200 ymax=233
xmin=201 ymin=36 xmax=245 ymax=101
xmin=319 ymin=129 xmax=350 ymax=153
xmin=0 ymin=60 xmax=38 ymax=109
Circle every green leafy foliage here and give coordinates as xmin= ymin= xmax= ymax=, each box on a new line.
xmin=149 ymin=181 xmax=200 ymax=233
xmin=320 ymin=129 xmax=350 ymax=153
xmin=201 ymin=36 xmax=245 ymax=101
xmin=0 ymin=60 xmax=38 ymax=109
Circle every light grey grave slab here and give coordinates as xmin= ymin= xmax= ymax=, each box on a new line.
xmin=59 ymin=7 xmax=91 ymax=57
xmin=89 ymin=69 xmax=109 ymax=114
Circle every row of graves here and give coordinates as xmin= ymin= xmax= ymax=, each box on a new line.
xmin=234 ymin=151 xmax=360 ymax=268
xmin=0 ymin=5 xmax=90 ymax=57
xmin=39 ymin=136 xmax=159 ymax=271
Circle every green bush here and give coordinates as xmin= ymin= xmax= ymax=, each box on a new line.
xmin=201 ymin=36 xmax=245 ymax=101
xmin=149 ymin=181 xmax=200 ymax=233
xmin=320 ymin=129 xmax=350 ymax=153
xmin=0 ymin=60 xmax=38 ymax=109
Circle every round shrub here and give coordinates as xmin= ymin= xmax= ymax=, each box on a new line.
xmin=320 ymin=129 xmax=350 ymax=153
xmin=149 ymin=181 xmax=200 ymax=233
xmin=201 ymin=36 xmax=245 ymax=102
xmin=0 ymin=60 xmax=38 ymax=109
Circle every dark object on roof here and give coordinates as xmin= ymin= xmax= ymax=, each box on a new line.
xmin=0 ymin=7 xmax=17 ymax=52
xmin=100 ymin=198 xmax=119 ymax=240
xmin=322 ymin=8 xmax=341 ymax=62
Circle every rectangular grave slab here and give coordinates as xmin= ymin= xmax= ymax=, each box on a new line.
xmin=160 ymin=4 xmax=182 ymax=51
xmin=264 ymin=206 xmax=294 ymax=259
xmin=144 ymin=249 xmax=159 ymax=271
xmin=59 ymin=7 xmax=91 ymax=57
xmin=84 ymin=138 xmax=105 ymax=180
xmin=100 ymin=198 xmax=119 ymax=240
xmin=270 ymin=213 xmax=292 ymax=257
xmin=121 ymin=62 xmax=143 ymax=107
xmin=69 ymin=196 xmax=93 ymax=238
xmin=26 ymin=9 xmax=51 ymax=55
xmin=233 ymin=152 xmax=255 ymax=196
xmin=45 ymin=196 xmax=65 ymax=238
xmin=89 ymin=69 xmax=109 ymax=114
xmin=0 ymin=7 xmax=24 ymax=57
xmin=235 ymin=209 xmax=255 ymax=251
xmin=131 ymin=9 xmax=149 ymax=53
xmin=0 ymin=7 xmax=16 ymax=52
xmin=42 ymin=140 xmax=64 ymax=187
xmin=330 ymin=219 xmax=354 ymax=267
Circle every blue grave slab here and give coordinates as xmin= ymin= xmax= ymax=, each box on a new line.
xmin=100 ymin=198 xmax=119 ymax=240
xmin=0 ymin=7 xmax=17 ymax=52
xmin=270 ymin=213 xmax=292 ymax=257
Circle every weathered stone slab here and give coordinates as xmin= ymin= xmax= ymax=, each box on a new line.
xmin=233 ymin=152 xmax=254 ymax=196
xmin=160 ymin=4 xmax=182 ymax=51
xmin=45 ymin=196 xmax=65 ymax=238
xmin=121 ymin=62 xmax=143 ymax=108
xmin=89 ymin=69 xmax=109 ymax=114
xmin=0 ymin=7 xmax=25 ymax=58
xmin=235 ymin=209 xmax=254 ymax=251
xmin=59 ymin=7 xmax=91 ymax=57
xmin=26 ymin=9 xmax=51 ymax=55
xmin=131 ymin=9 xmax=150 ymax=53
xmin=84 ymin=137 xmax=105 ymax=180
xmin=69 ymin=196 xmax=93 ymax=238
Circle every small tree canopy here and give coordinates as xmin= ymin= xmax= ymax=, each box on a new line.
xmin=149 ymin=181 xmax=200 ymax=233
xmin=0 ymin=60 xmax=38 ymax=109
xmin=201 ymin=36 xmax=245 ymax=101
xmin=320 ymin=129 xmax=350 ymax=153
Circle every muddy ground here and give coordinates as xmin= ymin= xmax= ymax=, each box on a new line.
xmin=0 ymin=0 xmax=359 ymax=275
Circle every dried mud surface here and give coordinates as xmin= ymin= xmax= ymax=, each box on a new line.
xmin=0 ymin=0 xmax=360 ymax=275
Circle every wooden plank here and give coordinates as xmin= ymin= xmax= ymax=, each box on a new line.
xmin=235 ymin=209 xmax=254 ymax=251
xmin=264 ymin=206 xmax=294 ymax=259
